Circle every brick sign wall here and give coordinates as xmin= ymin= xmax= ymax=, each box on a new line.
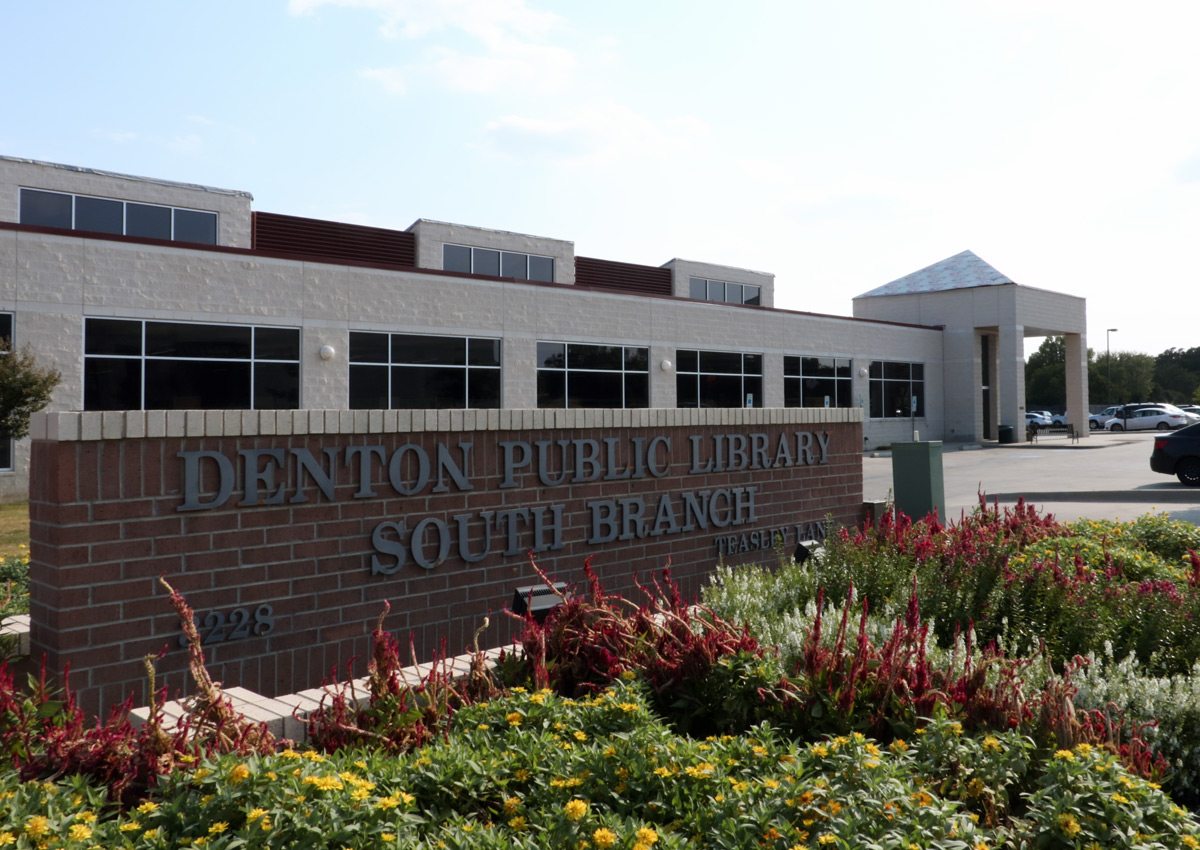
xmin=29 ymin=407 xmax=864 ymax=717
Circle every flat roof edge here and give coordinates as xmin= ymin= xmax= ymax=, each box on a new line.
xmin=0 ymin=154 xmax=253 ymax=200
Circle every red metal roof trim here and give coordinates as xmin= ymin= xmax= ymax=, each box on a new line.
xmin=575 ymin=255 xmax=672 ymax=296
xmin=252 ymin=212 xmax=415 ymax=267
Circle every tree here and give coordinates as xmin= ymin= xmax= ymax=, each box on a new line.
xmin=0 ymin=339 xmax=61 ymax=441
xmin=1024 ymin=336 xmax=1066 ymax=409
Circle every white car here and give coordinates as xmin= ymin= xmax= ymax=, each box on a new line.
xmin=1089 ymin=406 xmax=1122 ymax=430
xmin=1104 ymin=406 xmax=1188 ymax=431
xmin=1025 ymin=412 xmax=1052 ymax=431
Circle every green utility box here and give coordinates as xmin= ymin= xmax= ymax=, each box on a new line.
xmin=892 ymin=441 xmax=946 ymax=522
xmin=997 ymin=424 xmax=1015 ymax=444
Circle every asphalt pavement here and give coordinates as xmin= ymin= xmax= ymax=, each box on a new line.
xmin=863 ymin=429 xmax=1200 ymax=524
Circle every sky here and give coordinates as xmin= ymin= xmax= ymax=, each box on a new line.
xmin=3 ymin=0 xmax=1198 ymax=358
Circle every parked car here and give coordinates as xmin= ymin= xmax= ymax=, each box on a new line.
xmin=1105 ymin=406 xmax=1187 ymax=431
xmin=1089 ymin=406 xmax=1122 ymax=430
xmin=1179 ymin=404 xmax=1200 ymax=416
xmin=1150 ymin=422 xmax=1200 ymax=485
xmin=1050 ymin=412 xmax=1070 ymax=426
xmin=1025 ymin=412 xmax=1052 ymax=431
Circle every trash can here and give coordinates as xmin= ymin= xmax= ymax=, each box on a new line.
xmin=997 ymin=424 xmax=1015 ymax=444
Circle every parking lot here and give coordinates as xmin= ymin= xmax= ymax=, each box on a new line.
xmin=863 ymin=429 xmax=1200 ymax=524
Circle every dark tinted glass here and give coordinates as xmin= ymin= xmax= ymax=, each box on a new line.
xmin=624 ymin=347 xmax=648 ymax=371
xmin=254 ymin=363 xmax=300 ymax=408
xmin=884 ymin=361 xmax=910 ymax=380
xmin=743 ymin=354 xmax=762 ymax=375
xmin=173 ymin=209 xmax=217 ymax=244
xmin=392 ymin=334 xmax=465 ymax=366
xmin=537 ymin=342 xmax=565 ymax=369
xmin=869 ymin=361 xmax=884 ymax=379
xmin=0 ymin=314 xmax=12 ymax=348
xmin=803 ymin=357 xmax=835 ymax=377
xmin=75 ymin=196 xmax=123 ymax=234
xmin=911 ymin=364 xmax=924 ymax=380
xmin=870 ymin=381 xmax=884 ymax=417
xmin=784 ymin=379 xmax=802 ymax=407
xmin=689 ymin=278 xmax=707 ymax=299
xmin=699 ymin=374 xmax=742 ymax=407
xmin=0 ymin=439 xmax=9 ymax=471
xmin=676 ymin=374 xmax=698 ymax=407
xmin=350 ymin=332 xmax=390 ymax=363
xmin=443 ymin=244 xmax=471 ymax=273
xmin=537 ymin=371 xmax=566 ymax=408
xmin=624 ymin=373 xmax=648 ymax=407
xmin=145 ymin=322 xmax=251 ymax=358
xmin=392 ymin=365 xmax=465 ymax=408
xmin=676 ymin=349 xmax=698 ymax=372
xmin=743 ymin=285 xmax=761 ymax=306
xmin=468 ymin=369 xmax=501 ymax=408
xmin=699 ymin=350 xmax=742 ymax=374
xmin=744 ymin=376 xmax=762 ymax=407
xmin=473 ymin=249 xmax=500 ymax=276
xmin=529 ymin=255 xmax=554 ymax=282
xmin=784 ymin=356 xmax=800 ymax=377
xmin=501 ymin=252 xmax=527 ymax=279
xmin=707 ymin=280 xmax=725 ymax=301
xmin=350 ymin=364 xmax=389 ymax=408
xmin=19 ymin=189 xmax=72 ymax=229
xmin=84 ymin=358 xmax=142 ymax=410
xmin=145 ymin=360 xmax=250 ymax=409
xmin=726 ymin=283 xmax=743 ymax=304
xmin=569 ymin=344 xmax=622 ymax=370
xmin=468 ymin=337 xmax=501 ymax=367
xmin=126 ymin=203 xmax=172 ymax=240
xmin=254 ymin=327 xmax=300 ymax=360
xmin=836 ymin=359 xmax=851 ymax=378
xmin=85 ymin=318 xmax=142 ymax=356
xmin=569 ymin=372 xmax=622 ymax=408
xmin=803 ymin=377 xmax=836 ymax=407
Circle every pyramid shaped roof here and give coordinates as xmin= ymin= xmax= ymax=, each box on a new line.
xmin=856 ymin=250 xmax=1014 ymax=298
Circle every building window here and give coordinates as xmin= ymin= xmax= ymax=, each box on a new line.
xmin=869 ymin=361 xmax=925 ymax=418
xmin=688 ymin=277 xmax=761 ymax=306
xmin=676 ymin=349 xmax=763 ymax=408
xmin=784 ymin=356 xmax=852 ymax=408
xmin=443 ymin=244 xmax=554 ymax=282
xmin=349 ymin=332 xmax=501 ymax=409
xmin=0 ymin=313 xmax=11 ymax=471
xmin=19 ymin=188 xmax=218 ymax=245
xmin=537 ymin=342 xmax=648 ymax=408
xmin=83 ymin=319 xmax=299 ymax=410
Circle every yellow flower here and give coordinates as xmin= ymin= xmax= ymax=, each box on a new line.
xmin=636 ymin=826 xmax=658 ymax=845
xmin=564 ymin=800 xmax=588 ymax=821
xmin=1111 ymin=793 xmax=1130 ymax=804
xmin=818 ymin=835 xmax=836 ymax=845
xmin=507 ymin=712 xmax=523 ymax=726
xmin=618 ymin=703 xmax=639 ymax=712
xmin=509 ymin=816 xmax=527 ymax=831
xmin=229 ymin=763 xmax=251 ymax=784
xmin=593 ymin=828 xmax=618 ymax=848
xmin=1057 ymin=814 xmax=1082 ymax=837
xmin=1181 ymin=836 xmax=1199 ymax=849
xmin=120 ymin=822 xmax=142 ymax=833
xmin=0 ymin=832 xmax=13 ymax=846
xmin=143 ymin=829 xmax=160 ymax=840
xmin=209 ymin=822 xmax=229 ymax=835
xmin=504 ymin=797 xmax=522 ymax=815
xmin=967 ymin=778 xmax=985 ymax=797
xmin=1054 ymin=749 xmax=1075 ymax=761
xmin=982 ymin=736 xmax=1001 ymax=752
xmin=68 ymin=824 xmax=93 ymax=841
xmin=137 ymin=801 xmax=160 ymax=815
xmin=515 ymin=768 xmax=530 ymax=781
xmin=574 ymin=730 xmax=588 ymax=741
xmin=24 ymin=817 xmax=50 ymax=838
xmin=810 ymin=744 xmax=829 ymax=757
xmin=76 ymin=811 xmax=97 ymax=824
xmin=890 ymin=739 xmax=908 ymax=753
xmin=248 ymin=808 xmax=268 ymax=821
xmin=382 ymin=833 xmax=395 ymax=841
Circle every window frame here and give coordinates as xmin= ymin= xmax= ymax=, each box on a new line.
xmin=535 ymin=341 xmax=649 ymax=409
xmin=443 ymin=243 xmax=555 ymax=283
xmin=675 ymin=348 xmax=764 ymax=409
xmin=784 ymin=355 xmax=853 ymax=409
xmin=348 ymin=331 xmax=502 ymax=410
xmin=687 ymin=276 xmax=761 ymax=306
xmin=868 ymin=360 xmax=926 ymax=419
xmin=19 ymin=188 xmax=218 ymax=245
xmin=83 ymin=318 xmax=300 ymax=411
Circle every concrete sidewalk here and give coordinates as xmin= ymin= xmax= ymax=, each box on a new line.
xmin=863 ymin=429 xmax=1200 ymax=524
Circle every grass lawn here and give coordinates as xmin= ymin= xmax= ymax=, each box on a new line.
xmin=0 ymin=501 xmax=29 ymax=559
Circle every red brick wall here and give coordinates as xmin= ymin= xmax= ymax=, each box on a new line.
xmin=29 ymin=418 xmax=863 ymax=717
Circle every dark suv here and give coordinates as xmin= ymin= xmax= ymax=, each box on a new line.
xmin=1150 ymin=422 xmax=1200 ymax=485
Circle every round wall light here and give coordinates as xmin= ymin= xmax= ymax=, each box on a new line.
xmin=319 ymin=344 xmax=336 ymax=361
xmin=660 ymin=359 xmax=673 ymax=372
xmin=858 ymin=367 xmax=869 ymax=378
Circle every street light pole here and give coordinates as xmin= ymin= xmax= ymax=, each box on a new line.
xmin=1107 ymin=328 xmax=1118 ymax=405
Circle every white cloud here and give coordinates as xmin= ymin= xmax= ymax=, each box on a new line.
xmin=484 ymin=102 xmax=708 ymax=167
xmin=293 ymin=0 xmax=573 ymax=94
